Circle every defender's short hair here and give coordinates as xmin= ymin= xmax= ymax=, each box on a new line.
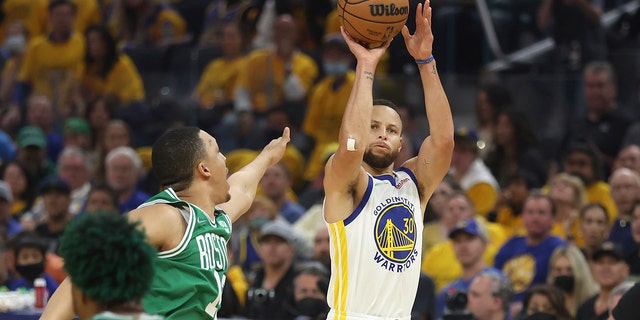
xmin=152 ymin=126 xmax=207 ymax=191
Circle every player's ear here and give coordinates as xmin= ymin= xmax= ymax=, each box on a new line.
xmin=197 ymin=162 xmax=211 ymax=178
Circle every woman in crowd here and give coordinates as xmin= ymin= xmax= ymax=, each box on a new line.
xmin=578 ymin=203 xmax=610 ymax=260
xmin=547 ymin=173 xmax=588 ymax=244
xmin=521 ymin=284 xmax=574 ymax=320
xmin=546 ymin=246 xmax=597 ymax=316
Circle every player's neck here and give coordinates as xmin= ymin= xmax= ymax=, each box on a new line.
xmin=176 ymin=185 xmax=217 ymax=215
xmin=363 ymin=162 xmax=394 ymax=176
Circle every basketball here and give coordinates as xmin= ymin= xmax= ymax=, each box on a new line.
xmin=338 ymin=0 xmax=410 ymax=48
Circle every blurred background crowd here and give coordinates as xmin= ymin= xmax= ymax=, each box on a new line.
xmin=0 ymin=0 xmax=638 ymax=319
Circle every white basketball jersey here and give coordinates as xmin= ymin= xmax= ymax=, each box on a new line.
xmin=326 ymin=168 xmax=423 ymax=320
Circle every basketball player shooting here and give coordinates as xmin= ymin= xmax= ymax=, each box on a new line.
xmin=323 ymin=1 xmax=454 ymax=319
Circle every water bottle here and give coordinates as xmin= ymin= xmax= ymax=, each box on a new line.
xmin=34 ymin=277 xmax=48 ymax=309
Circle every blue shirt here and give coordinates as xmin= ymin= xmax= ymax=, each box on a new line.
xmin=280 ymin=200 xmax=305 ymax=224
xmin=608 ymin=218 xmax=638 ymax=257
xmin=494 ymin=236 xmax=566 ymax=301
xmin=0 ymin=130 xmax=16 ymax=163
xmin=8 ymin=273 xmax=58 ymax=295
xmin=6 ymin=218 xmax=23 ymax=238
xmin=120 ymin=189 xmax=150 ymax=214
xmin=436 ymin=267 xmax=504 ymax=319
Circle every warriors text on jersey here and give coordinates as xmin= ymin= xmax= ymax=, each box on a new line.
xmin=327 ymin=168 xmax=423 ymax=320
xmin=139 ymin=188 xmax=231 ymax=319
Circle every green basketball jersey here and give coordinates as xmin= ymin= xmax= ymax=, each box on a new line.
xmin=139 ymin=188 xmax=232 ymax=319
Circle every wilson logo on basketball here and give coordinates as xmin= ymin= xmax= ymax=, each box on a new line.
xmin=369 ymin=3 xmax=409 ymax=17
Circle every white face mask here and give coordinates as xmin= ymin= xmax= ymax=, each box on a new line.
xmin=4 ymin=35 xmax=26 ymax=54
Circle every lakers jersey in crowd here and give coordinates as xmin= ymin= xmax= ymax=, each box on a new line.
xmin=327 ymin=168 xmax=422 ymax=319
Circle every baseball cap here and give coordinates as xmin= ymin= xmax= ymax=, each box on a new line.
xmin=454 ymin=127 xmax=479 ymax=152
xmin=259 ymin=220 xmax=295 ymax=244
xmin=38 ymin=175 xmax=71 ymax=195
xmin=16 ymin=126 xmax=46 ymax=148
xmin=592 ymin=241 xmax=625 ymax=261
xmin=449 ymin=219 xmax=488 ymax=241
xmin=0 ymin=181 xmax=13 ymax=202
xmin=63 ymin=117 xmax=91 ymax=137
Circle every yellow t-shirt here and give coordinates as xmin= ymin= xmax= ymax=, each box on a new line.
xmin=496 ymin=206 xmax=526 ymax=237
xmin=81 ymin=54 xmax=145 ymax=105
xmin=18 ymin=32 xmax=85 ymax=100
xmin=236 ymin=48 xmax=318 ymax=112
xmin=195 ymin=56 xmax=246 ymax=107
xmin=467 ymin=182 xmax=498 ymax=218
xmin=71 ymin=0 xmax=101 ymax=33
xmin=586 ymin=181 xmax=618 ymax=222
xmin=301 ymin=71 xmax=355 ymax=180
xmin=422 ymin=240 xmax=498 ymax=292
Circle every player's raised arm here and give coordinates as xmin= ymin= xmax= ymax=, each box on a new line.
xmin=323 ymin=28 xmax=391 ymax=223
xmin=401 ymin=0 xmax=454 ymax=208
xmin=220 ymin=128 xmax=290 ymax=222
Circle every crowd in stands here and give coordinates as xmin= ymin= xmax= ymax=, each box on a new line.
xmin=0 ymin=0 xmax=637 ymax=319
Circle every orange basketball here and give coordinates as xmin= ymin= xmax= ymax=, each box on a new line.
xmin=338 ymin=0 xmax=410 ymax=48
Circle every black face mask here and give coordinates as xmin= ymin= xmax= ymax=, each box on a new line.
xmin=15 ymin=261 xmax=45 ymax=283
xmin=296 ymin=297 xmax=329 ymax=317
xmin=553 ymin=275 xmax=575 ymax=293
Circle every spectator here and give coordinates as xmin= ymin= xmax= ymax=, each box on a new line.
xmin=197 ymin=0 xmax=252 ymax=47
xmin=83 ymin=184 xmax=119 ymax=215
xmin=234 ymin=14 xmax=318 ymax=115
xmin=547 ymin=246 xmax=598 ymax=316
xmin=193 ymin=21 xmax=246 ymax=122
xmin=11 ymin=0 xmax=84 ymax=114
xmin=85 ymin=95 xmax=117 ymax=156
xmin=233 ymin=195 xmax=280 ymax=272
xmin=547 ymin=173 xmax=588 ymax=244
xmin=613 ymin=144 xmax=640 ymax=176
xmin=0 ymin=22 xmax=28 ymax=105
xmin=244 ymin=219 xmax=298 ymax=320
xmin=93 ymin=120 xmax=133 ymax=184
xmin=561 ymin=143 xmax=618 ymax=222
xmin=423 ymin=193 xmax=506 ymax=292
xmin=0 ymin=1 xmax=48 ymax=43
xmin=25 ymin=95 xmax=63 ymax=163
xmin=57 ymin=147 xmax=92 ymax=216
xmin=58 ymin=213 xmax=160 ymax=320
xmin=579 ymin=204 xmax=610 ymax=261
xmin=7 ymin=231 xmax=58 ymax=294
xmin=290 ymin=263 xmax=330 ymax=320
xmin=576 ymin=241 xmax=629 ymax=320
xmin=494 ymin=192 xmax=567 ymax=302
xmin=521 ymin=284 xmax=573 ymax=320
xmin=474 ymin=82 xmax=513 ymax=160
xmin=108 ymin=0 xmax=187 ymax=48
xmin=62 ymin=117 xmax=92 ymax=153
xmin=494 ymin=172 xmax=535 ymax=237
xmin=564 ymin=62 xmax=632 ymax=176
xmin=301 ymin=34 xmax=354 ymax=182
xmin=312 ymin=225 xmax=331 ymax=273
xmin=485 ymin=108 xmax=548 ymax=189
xmin=450 ymin=128 xmax=500 ymax=218
xmin=422 ymin=179 xmax=462 ymax=256
xmin=80 ymin=24 xmax=145 ymax=106
xmin=435 ymin=218 xmax=505 ymax=319
xmin=467 ymin=271 xmax=515 ymax=320
xmin=626 ymin=200 xmax=640 ymax=275
xmin=15 ymin=126 xmax=56 ymax=185
xmin=607 ymin=168 xmax=640 ymax=256
xmin=32 ymin=176 xmax=72 ymax=253
xmin=260 ymin=162 xmax=304 ymax=224
xmin=1 ymin=161 xmax=36 ymax=217
xmin=0 ymin=181 xmax=23 ymax=237
xmin=104 ymin=146 xmax=149 ymax=214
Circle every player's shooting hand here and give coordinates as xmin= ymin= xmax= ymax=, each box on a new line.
xmin=260 ymin=127 xmax=291 ymax=166
xmin=340 ymin=26 xmax=392 ymax=66
xmin=401 ymin=0 xmax=434 ymax=60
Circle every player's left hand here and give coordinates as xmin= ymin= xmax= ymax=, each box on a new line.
xmin=401 ymin=0 xmax=434 ymax=60
xmin=260 ymin=127 xmax=291 ymax=166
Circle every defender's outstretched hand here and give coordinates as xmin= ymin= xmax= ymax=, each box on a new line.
xmin=401 ymin=0 xmax=434 ymax=60
xmin=259 ymin=127 xmax=291 ymax=166
xmin=340 ymin=26 xmax=392 ymax=65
